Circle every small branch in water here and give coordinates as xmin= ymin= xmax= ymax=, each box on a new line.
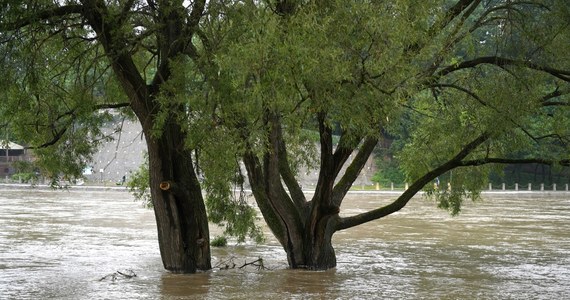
xmin=117 ymin=270 xmax=137 ymax=278
xmin=238 ymin=258 xmax=264 ymax=270
xmin=214 ymin=256 xmax=267 ymax=270
xmin=214 ymin=256 xmax=237 ymax=270
xmin=99 ymin=269 xmax=137 ymax=281
xmin=99 ymin=273 xmax=117 ymax=281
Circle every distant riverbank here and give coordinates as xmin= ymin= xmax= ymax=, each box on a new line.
xmin=0 ymin=183 xmax=129 ymax=192
xmin=1 ymin=183 xmax=568 ymax=196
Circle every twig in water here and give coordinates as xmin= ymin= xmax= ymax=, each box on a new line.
xmin=239 ymin=258 xmax=265 ymax=270
xmin=99 ymin=269 xmax=137 ymax=281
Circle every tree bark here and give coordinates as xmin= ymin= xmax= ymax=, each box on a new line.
xmin=145 ymin=122 xmax=211 ymax=273
xmin=242 ymin=113 xmax=374 ymax=270
xmin=78 ymin=0 xmax=211 ymax=273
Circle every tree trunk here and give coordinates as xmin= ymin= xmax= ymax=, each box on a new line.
xmin=300 ymin=216 xmax=338 ymax=270
xmin=145 ymin=123 xmax=211 ymax=273
xmin=244 ymin=151 xmax=338 ymax=270
xmin=242 ymin=112 xmax=376 ymax=271
xmin=251 ymin=200 xmax=337 ymax=270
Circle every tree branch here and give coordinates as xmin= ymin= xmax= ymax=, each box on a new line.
xmin=95 ymin=102 xmax=131 ymax=110
xmin=24 ymin=100 xmax=131 ymax=150
xmin=187 ymin=0 xmax=206 ymax=31
xmin=460 ymin=157 xmax=570 ymax=167
xmin=541 ymin=87 xmax=570 ymax=106
xmin=435 ymin=56 xmax=570 ymax=82
xmin=27 ymin=127 xmax=69 ymax=150
xmin=427 ymin=0 xmax=480 ymax=37
xmin=332 ymin=137 xmax=378 ymax=207
xmin=336 ymin=132 xmax=490 ymax=231
xmin=119 ymin=0 xmax=137 ymax=22
xmin=0 ymin=5 xmax=84 ymax=31
xmin=276 ymin=122 xmax=306 ymax=213
xmin=81 ymin=0 xmax=148 ymax=118
xmin=430 ymin=83 xmax=486 ymax=106
xmin=311 ymin=112 xmax=335 ymax=205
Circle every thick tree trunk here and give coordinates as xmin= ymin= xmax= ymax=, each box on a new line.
xmin=300 ymin=217 xmax=338 ymax=270
xmin=272 ymin=207 xmax=337 ymax=270
xmin=79 ymin=0 xmax=211 ymax=273
xmin=243 ymin=112 xmax=376 ymax=271
xmin=145 ymin=124 xmax=211 ymax=273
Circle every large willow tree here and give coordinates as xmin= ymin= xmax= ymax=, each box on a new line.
xmin=194 ymin=0 xmax=570 ymax=269
xmin=0 ymin=0 xmax=215 ymax=273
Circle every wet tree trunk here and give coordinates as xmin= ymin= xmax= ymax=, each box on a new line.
xmin=243 ymin=112 xmax=376 ymax=270
xmin=274 ymin=215 xmax=338 ymax=270
xmin=79 ymin=0 xmax=211 ymax=273
xmin=299 ymin=214 xmax=338 ymax=270
xmin=145 ymin=123 xmax=211 ymax=273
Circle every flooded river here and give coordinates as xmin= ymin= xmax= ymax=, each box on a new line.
xmin=0 ymin=188 xmax=569 ymax=299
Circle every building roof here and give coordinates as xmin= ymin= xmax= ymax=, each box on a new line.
xmin=0 ymin=141 xmax=24 ymax=150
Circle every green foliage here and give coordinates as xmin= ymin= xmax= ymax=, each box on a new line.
xmin=424 ymin=167 xmax=488 ymax=216
xmin=10 ymin=172 xmax=37 ymax=183
xmin=372 ymin=138 xmax=406 ymax=186
xmin=197 ymin=0 xmax=569 ymax=221
xmin=11 ymin=160 xmax=36 ymax=174
xmin=126 ymin=153 xmax=152 ymax=208
xmin=0 ymin=22 xmax=121 ymax=183
xmin=205 ymin=190 xmax=264 ymax=244
xmin=372 ymin=159 xmax=406 ymax=187
xmin=211 ymin=236 xmax=228 ymax=247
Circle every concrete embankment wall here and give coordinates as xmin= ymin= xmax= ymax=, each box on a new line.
xmin=87 ymin=119 xmax=377 ymax=187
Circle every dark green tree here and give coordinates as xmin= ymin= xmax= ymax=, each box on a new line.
xmin=195 ymin=0 xmax=570 ymax=269
xmin=0 ymin=0 xmax=213 ymax=273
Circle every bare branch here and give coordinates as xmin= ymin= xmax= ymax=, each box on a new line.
xmin=336 ymin=132 xmax=490 ymax=231
xmin=95 ymin=102 xmax=131 ymax=110
xmin=435 ymin=56 xmax=570 ymax=82
xmin=430 ymin=83 xmax=486 ymax=106
xmin=427 ymin=0 xmax=480 ymax=37
xmin=332 ymin=137 xmax=378 ymax=207
xmin=0 ymin=5 xmax=84 ymax=31
xmin=460 ymin=157 xmax=570 ymax=167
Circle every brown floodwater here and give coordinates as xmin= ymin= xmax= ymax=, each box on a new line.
xmin=0 ymin=187 xmax=569 ymax=299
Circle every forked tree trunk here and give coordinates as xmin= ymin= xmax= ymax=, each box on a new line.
xmin=243 ymin=112 xmax=376 ymax=271
xmin=145 ymin=123 xmax=211 ymax=273
xmin=244 ymin=145 xmax=341 ymax=270
xmin=256 ymin=199 xmax=338 ymax=270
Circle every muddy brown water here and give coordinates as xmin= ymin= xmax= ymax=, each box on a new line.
xmin=0 ymin=188 xmax=568 ymax=299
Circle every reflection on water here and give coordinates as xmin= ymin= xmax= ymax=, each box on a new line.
xmin=0 ymin=188 xmax=569 ymax=299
